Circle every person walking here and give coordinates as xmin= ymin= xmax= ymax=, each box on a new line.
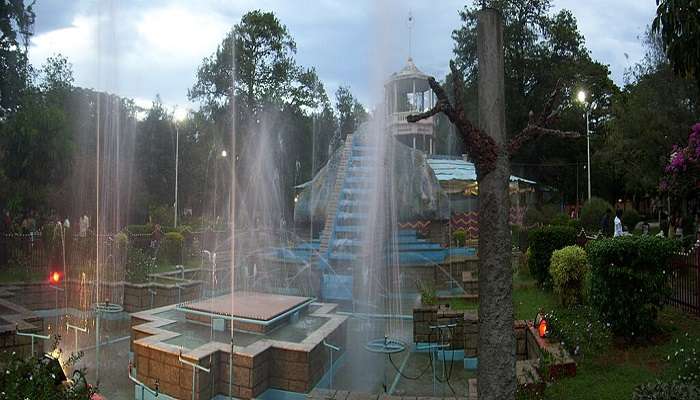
xmin=614 ymin=209 xmax=624 ymax=237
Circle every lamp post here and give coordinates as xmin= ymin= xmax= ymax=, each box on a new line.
xmin=174 ymin=122 xmax=179 ymax=228
xmin=577 ymin=90 xmax=595 ymax=201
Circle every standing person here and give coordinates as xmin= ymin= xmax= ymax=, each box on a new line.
xmin=675 ymin=216 xmax=684 ymax=239
xmin=614 ymin=209 xmax=624 ymax=237
xmin=150 ymin=224 xmax=162 ymax=250
xmin=79 ymin=214 xmax=87 ymax=237
xmin=600 ymin=209 xmax=612 ymax=236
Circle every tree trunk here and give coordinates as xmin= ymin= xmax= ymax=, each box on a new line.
xmin=476 ymin=8 xmax=516 ymax=400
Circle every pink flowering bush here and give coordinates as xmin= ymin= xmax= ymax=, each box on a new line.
xmin=660 ymin=123 xmax=700 ymax=198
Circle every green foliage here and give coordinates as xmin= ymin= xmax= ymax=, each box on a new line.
xmin=0 ymin=0 xmax=35 ymax=118
xmin=669 ymin=334 xmax=700 ymax=387
xmin=587 ymin=236 xmax=679 ymax=338
xmin=632 ymin=381 xmax=700 ymax=400
xmin=160 ymin=231 xmax=184 ymax=265
xmin=146 ymin=188 xmax=172 ymax=226
xmin=114 ymin=231 xmax=128 ymax=248
xmin=580 ymin=197 xmax=613 ymax=233
xmin=527 ymin=226 xmax=577 ymax=287
xmin=126 ymin=224 xmax=153 ymax=235
xmin=599 ymin=29 xmax=699 ymax=200
xmin=416 ymin=281 xmax=437 ymax=305
xmin=453 ymin=229 xmax=467 ymax=247
xmin=126 ymin=247 xmax=156 ymax=283
xmin=652 ymin=0 xmax=700 ymax=85
xmin=0 ymin=335 xmax=97 ymax=399
xmin=335 ymin=85 xmax=368 ymax=146
xmin=524 ymin=207 xmax=544 ymax=226
xmin=549 ymin=213 xmax=571 ymax=227
xmin=622 ymin=208 xmax=642 ymax=231
xmin=549 ymin=245 xmax=588 ymax=306
xmin=544 ymin=305 xmax=611 ymax=359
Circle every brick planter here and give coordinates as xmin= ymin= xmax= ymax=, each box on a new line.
xmin=131 ymin=302 xmax=347 ymax=399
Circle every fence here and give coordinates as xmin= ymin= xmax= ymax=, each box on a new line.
xmin=668 ymin=246 xmax=700 ymax=316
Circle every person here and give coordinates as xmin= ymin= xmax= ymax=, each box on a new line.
xmin=674 ymin=216 xmax=683 ymax=239
xmin=150 ymin=224 xmax=162 ymax=249
xmin=79 ymin=214 xmax=88 ymax=237
xmin=614 ymin=209 xmax=623 ymax=237
xmin=600 ymin=209 xmax=612 ymax=236
xmin=641 ymin=220 xmax=650 ymax=235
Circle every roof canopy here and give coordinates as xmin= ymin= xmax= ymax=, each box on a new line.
xmin=427 ymin=156 xmax=536 ymax=184
xmin=385 ymin=58 xmax=431 ymax=92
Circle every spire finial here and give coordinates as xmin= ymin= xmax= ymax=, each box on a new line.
xmin=407 ymin=11 xmax=414 ymax=61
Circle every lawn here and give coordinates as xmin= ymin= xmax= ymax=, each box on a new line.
xmin=512 ymin=271 xmax=700 ymax=399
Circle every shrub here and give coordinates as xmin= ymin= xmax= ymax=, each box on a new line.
xmin=527 ymin=226 xmax=577 ymax=287
xmin=549 ymin=245 xmax=588 ymax=306
xmin=567 ymin=218 xmax=582 ymax=232
xmin=587 ymin=236 xmax=679 ymax=339
xmin=114 ymin=231 xmax=128 ymax=248
xmin=126 ymin=247 xmax=156 ymax=283
xmin=622 ymin=208 xmax=642 ymax=232
xmin=125 ymin=224 xmax=152 ymax=235
xmin=453 ymin=229 xmax=466 ymax=247
xmin=160 ymin=231 xmax=184 ymax=264
xmin=549 ymin=213 xmax=571 ymax=227
xmin=416 ymin=281 xmax=437 ymax=305
xmin=580 ymin=197 xmax=613 ymax=233
xmin=524 ymin=207 xmax=544 ymax=226
xmin=632 ymin=381 xmax=700 ymax=400
xmin=0 ymin=335 xmax=97 ymax=399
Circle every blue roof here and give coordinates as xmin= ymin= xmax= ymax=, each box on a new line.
xmin=427 ymin=156 xmax=536 ymax=184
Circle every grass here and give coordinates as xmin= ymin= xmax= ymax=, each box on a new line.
xmin=511 ymin=270 xmax=700 ymax=399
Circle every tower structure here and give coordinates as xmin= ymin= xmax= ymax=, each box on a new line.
xmin=384 ymin=58 xmax=437 ymax=154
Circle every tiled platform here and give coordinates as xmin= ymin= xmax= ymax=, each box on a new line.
xmin=182 ymin=292 xmax=313 ymax=321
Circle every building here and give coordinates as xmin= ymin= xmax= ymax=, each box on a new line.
xmin=385 ymin=58 xmax=436 ymax=154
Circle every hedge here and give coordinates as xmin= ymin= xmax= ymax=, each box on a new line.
xmin=587 ymin=235 xmax=679 ymax=339
xmin=159 ymin=231 xmax=184 ymax=264
xmin=580 ymin=197 xmax=613 ymax=234
xmin=527 ymin=225 xmax=577 ymax=287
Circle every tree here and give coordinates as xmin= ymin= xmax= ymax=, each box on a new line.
xmin=135 ymin=96 xmax=175 ymax=210
xmin=189 ymin=10 xmax=334 ymax=225
xmin=452 ymin=0 xmax=617 ymax=204
xmin=652 ymin=0 xmax=700 ymax=86
xmin=335 ymin=85 xmax=368 ymax=147
xmin=0 ymin=55 xmax=75 ymax=212
xmin=0 ymin=0 xmax=35 ymax=118
xmin=189 ymin=10 xmax=299 ymax=117
xmin=598 ymin=29 xmax=699 ymax=204
xmin=409 ymin=9 xmax=578 ymax=399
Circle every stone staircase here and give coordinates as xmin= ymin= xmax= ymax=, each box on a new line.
xmin=317 ymin=134 xmax=354 ymax=261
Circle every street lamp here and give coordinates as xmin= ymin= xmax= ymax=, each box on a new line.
xmin=221 ymin=150 xmax=227 ymax=158
xmin=173 ymin=108 xmax=187 ymax=228
xmin=576 ymin=90 xmax=595 ymax=201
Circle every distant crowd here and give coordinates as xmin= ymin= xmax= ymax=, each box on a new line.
xmin=1 ymin=209 xmax=92 ymax=237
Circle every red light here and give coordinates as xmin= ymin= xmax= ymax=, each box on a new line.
xmin=538 ymin=319 xmax=549 ymax=338
xmin=50 ymin=271 xmax=61 ymax=284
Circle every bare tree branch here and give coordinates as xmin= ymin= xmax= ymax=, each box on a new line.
xmin=508 ymin=125 xmax=581 ymax=155
xmin=508 ymin=79 xmax=581 ymax=155
xmin=406 ymin=66 xmax=499 ymax=176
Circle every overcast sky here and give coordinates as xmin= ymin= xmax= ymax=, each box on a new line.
xmin=28 ymin=0 xmax=657 ymax=114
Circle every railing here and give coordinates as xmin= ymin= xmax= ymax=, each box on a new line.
xmin=668 ymin=246 xmax=700 ymax=316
